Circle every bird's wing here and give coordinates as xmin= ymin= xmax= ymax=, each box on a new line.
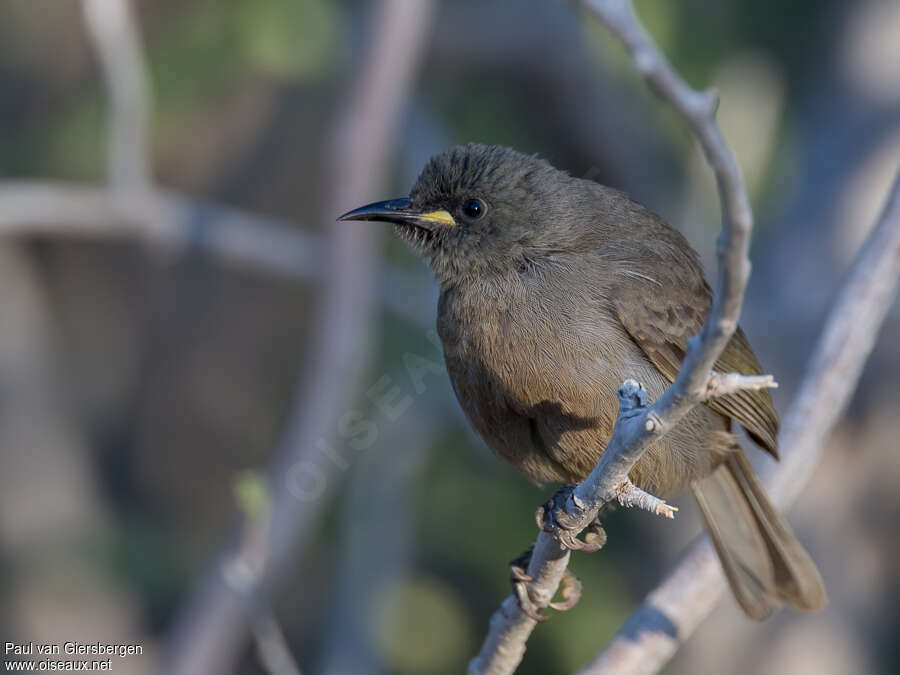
xmin=607 ymin=246 xmax=779 ymax=457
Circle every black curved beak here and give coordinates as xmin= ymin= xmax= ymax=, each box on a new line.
xmin=337 ymin=198 xmax=455 ymax=230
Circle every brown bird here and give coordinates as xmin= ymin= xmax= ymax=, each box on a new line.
xmin=339 ymin=143 xmax=826 ymax=620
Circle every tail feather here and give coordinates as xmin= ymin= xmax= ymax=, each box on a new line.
xmin=692 ymin=453 xmax=827 ymax=620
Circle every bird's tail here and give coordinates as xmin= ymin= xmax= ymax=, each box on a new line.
xmin=691 ymin=452 xmax=827 ymax=620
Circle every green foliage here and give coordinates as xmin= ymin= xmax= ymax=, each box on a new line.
xmin=434 ymin=78 xmax=540 ymax=156
xmin=233 ymin=0 xmax=339 ymax=80
xmin=114 ymin=515 xmax=190 ymax=629
xmin=36 ymin=94 xmax=105 ymax=180
xmin=371 ymin=575 xmax=475 ymax=674
xmin=233 ymin=469 xmax=269 ymax=521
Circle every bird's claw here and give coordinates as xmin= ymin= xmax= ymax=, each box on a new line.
xmin=535 ymin=485 xmax=607 ymax=552
xmin=507 ymin=486 xmax=607 ymax=620
xmin=549 ymin=569 xmax=583 ymax=612
xmin=509 ymin=546 xmax=583 ymax=622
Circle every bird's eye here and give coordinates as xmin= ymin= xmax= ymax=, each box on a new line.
xmin=462 ymin=198 xmax=486 ymax=219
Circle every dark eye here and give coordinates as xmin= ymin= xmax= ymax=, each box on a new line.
xmin=462 ymin=198 xmax=486 ymax=219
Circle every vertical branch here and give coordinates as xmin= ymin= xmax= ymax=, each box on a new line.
xmin=469 ymin=0 xmax=759 ymax=670
xmin=82 ymin=0 xmax=152 ymax=189
xmin=0 ymin=245 xmax=153 ymax=671
xmin=583 ymin=0 xmax=753 ymax=398
xmin=318 ymin=407 xmax=441 ymax=674
xmin=221 ymin=502 xmax=304 ymax=675
xmin=766 ymin=170 xmax=900 ymax=506
xmin=578 ymin=170 xmax=900 ymax=675
xmin=163 ymin=2 xmax=436 ymax=673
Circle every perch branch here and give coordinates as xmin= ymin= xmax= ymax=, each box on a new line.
xmin=469 ymin=0 xmax=765 ymax=672
xmin=579 ymin=169 xmax=900 ymax=674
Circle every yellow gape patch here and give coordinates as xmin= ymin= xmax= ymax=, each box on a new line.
xmin=419 ymin=210 xmax=456 ymax=227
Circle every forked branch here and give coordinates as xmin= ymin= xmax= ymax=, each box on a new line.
xmin=579 ymin=170 xmax=900 ymax=675
xmin=469 ymin=1 xmax=767 ymax=671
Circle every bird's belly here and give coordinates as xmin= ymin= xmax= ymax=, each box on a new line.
xmin=441 ymin=321 xmax=730 ymax=495
xmin=437 ymin=276 xmax=733 ymax=495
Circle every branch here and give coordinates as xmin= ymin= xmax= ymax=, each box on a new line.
xmin=0 ymin=180 xmax=430 ymax=325
xmin=706 ymin=371 xmax=777 ymax=398
xmin=162 ymin=1 xmax=436 ymax=673
xmin=222 ymin=473 xmax=303 ymax=675
xmin=580 ymin=169 xmax=900 ymax=675
xmin=82 ymin=0 xmax=152 ymax=189
xmin=469 ymin=0 xmax=762 ymax=671
xmin=318 ymin=402 xmax=443 ymax=673
xmin=0 ymin=244 xmax=153 ymax=675
xmin=0 ymin=180 xmax=316 ymax=273
xmin=615 ymin=480 xmax=678 ymax=519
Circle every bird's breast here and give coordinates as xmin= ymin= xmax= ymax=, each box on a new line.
xmin=437 ymin=272 xmax=625 ymax=393
xmin=436 ymin=272 xmax=643 ymax=483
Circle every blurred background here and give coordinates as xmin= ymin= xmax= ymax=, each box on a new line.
xmin=0 ymin=0 xmax=898 ymax=674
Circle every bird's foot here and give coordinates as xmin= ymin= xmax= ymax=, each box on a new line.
xmin=535 ymin=484 xmax=607 ymax=552
xmin=615 ymin=480 xmax=678 ymax=519
xmin=509 ymin=546 xmax=583 ymax=622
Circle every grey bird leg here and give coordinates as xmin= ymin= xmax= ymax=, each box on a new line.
xmin=509 ymin=545 xmax=583 ymax=622
xmin=536 ymin=484 xmax=608 ymax=552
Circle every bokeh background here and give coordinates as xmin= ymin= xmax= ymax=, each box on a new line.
xmin=1 ymin=0 xmax=899 ymax=674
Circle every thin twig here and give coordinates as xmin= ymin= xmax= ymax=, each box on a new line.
xmin=580 ymin=169 xmax=900 ymax=675
xmin=82 ymin=0 xmax=152 ymax=189
xmin=221 ymin=559 xmax=303 ymax=675
xmin=615 ymin=480 xmax=678 ymax=519
xmin=706 ymin=371 xmax=777 ymax=398
xmin=162 ymin=2 xmax=436 ymax=673
xmin=221 ymin=476 xmax=304 ymax=675
xmin=469 ymin=0 xmax=765 ymax=671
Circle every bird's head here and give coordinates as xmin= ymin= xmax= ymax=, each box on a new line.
xmin=338 ymin=144 xmax=589 ymax=283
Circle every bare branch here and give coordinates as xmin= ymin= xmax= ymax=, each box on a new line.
xmin=0 ymin=246 xmax=154 ymax=673
xmin=583 ymin=0 xmax=755 ymax=400
xmin=766 ymin=171 xmax=900 ymax=507
xmin=0 ymin=180 xmax=315 ymax=272
xmin=615 ymin=481 xmax=678 ymax=519
xmin=579 ymin=170 xmax=900 ymax=675
xmin=0 ymin=180 xmax=430 ymax=325
xmin=82 ymin=0 xmax=152 ymax=189
xmin=706 ymin=371 xmax=778 ymax=398
xmin=469 ymin=0 xmax=762 ymax=671
xmin=221 ymin=559 xmax=303 ymax=675
xmin=221 ymin=474 xmax=304 ymax=675
xmin=162 ymin=2 xmax=436 ymax=673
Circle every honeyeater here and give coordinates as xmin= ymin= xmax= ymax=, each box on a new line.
xmin=339 ymin=143 xmax=826 ymax=620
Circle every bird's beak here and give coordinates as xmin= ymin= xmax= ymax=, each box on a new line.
xmin=337 ymin=198 xmax=455 ymax=230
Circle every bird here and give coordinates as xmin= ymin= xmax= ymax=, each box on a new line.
xmin=338 ymin=143 xmax=826 ymax=621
